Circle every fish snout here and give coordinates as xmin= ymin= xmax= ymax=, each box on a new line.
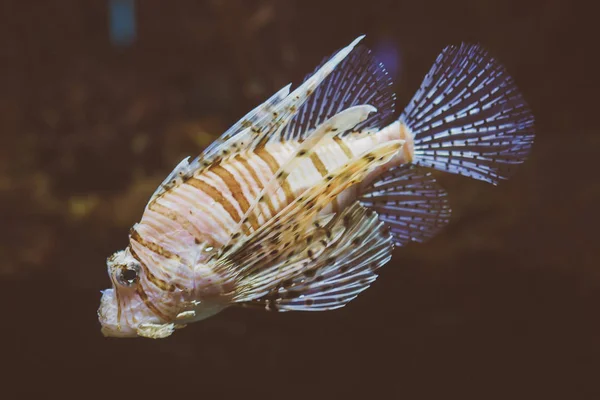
xmin=98 ymin=289 xmax=138 ymax=338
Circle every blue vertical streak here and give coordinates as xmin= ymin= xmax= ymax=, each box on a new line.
xmin=109 ymin=0 xmax=136 ymax=47
xmin=373 ymin=38 xmax=401 ymax=80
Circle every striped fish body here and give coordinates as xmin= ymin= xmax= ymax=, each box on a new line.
xmin=99 ymin=35 xmax=534 ymax=339
xmin=133 ymin=121 xmax=413 ymax=293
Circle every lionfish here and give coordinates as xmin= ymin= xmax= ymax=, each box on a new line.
xmin=98 ymin=36 xmax=534 ymax=338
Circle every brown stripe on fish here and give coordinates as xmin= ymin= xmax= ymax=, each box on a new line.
xmin=310 ymin=151 xmax=340 ymax=213
xmin=228 ymin=157 xmax=264 ymax=218
xmin=209 ymin=163 xmax=259 ymax=231
xmin=130 ymin=228 xmax=181 ymax=262
xmin=186 ymin=177 xmax=242 ymax=223
xmin=109 ymin=273 xmax=123 ymax=331
xmin=128 ymin=243 xmax=178 ymax=293
xmin=147 ymin=201 xmax=212 ymax=247
xmin=166 ymin=185 xmax=233 ymax=243
xmin=228 ymin=157 xmax=258 ymax=197
xmin=235 ymin=154 xmax=277 ymax=216
xmin=310 ymin=153 xmax=328 ymax=176
xmin=255 ymin=147 xmax=295 ymax=204
xmin=136 ymin=284 xmax=169 ymax=321
xmin=333 ymin=135 xmax=354 ymax=158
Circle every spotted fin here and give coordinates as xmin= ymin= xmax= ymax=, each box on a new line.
xmin=280 ymin=45 xmax=396 ymax=141
xmin=200 ymin=84 xmax=292 ymax=160
xmin=148 ymin=83 xmax=293 ymax=202
xmin=210 ymin=140 xmax=404 ymax=302
xmin=146 ymin=157 xmax=193 ymax=206
xmin=241 ymin=202 xmax=392 ymax=311
xmin=402 ymin=43 xmax=535 ymax=184
xmin=359 ymin=164 xmax=451 ymax=246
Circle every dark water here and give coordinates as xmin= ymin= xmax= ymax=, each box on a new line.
xmin=1 ymin=1 xmax=598 ymax=398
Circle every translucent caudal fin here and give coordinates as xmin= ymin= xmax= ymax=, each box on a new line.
xmin=401 ymin=43 xmax=535 ymax=185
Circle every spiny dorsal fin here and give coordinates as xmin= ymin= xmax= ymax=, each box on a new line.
xmin=200 ymin=84 xmax=292 ymax=160
xmin=148 ymin=36 xmax=367 ymax=206
xmin=146 ymin=157 xmax=193 ymax=206
xmin=280 ymin=45 xmax=396 ymax=142
xmin=204 ymin=35 xmax=367 ymax=165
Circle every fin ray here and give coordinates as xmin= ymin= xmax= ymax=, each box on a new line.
xmin=281 ymin=45 xmax=396 ymax=141
xmin=200 ymin=84 xmax=292 ymax=160
xmin=401 ymin=43 xmax=535 ymax=184
xmin=359 ymin=164 xmax=451 ymax=246
xmin=240 ymin=202 xmax=393 ymax=311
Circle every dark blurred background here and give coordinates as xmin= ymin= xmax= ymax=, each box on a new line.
xmin=1 ymin=0 xmax=598 ymax=398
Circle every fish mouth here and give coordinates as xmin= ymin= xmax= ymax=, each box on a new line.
xmin=98 ymin=289 xmax=136 ymax=337
xmin=98 ymin=288 xmax=161 ymax=338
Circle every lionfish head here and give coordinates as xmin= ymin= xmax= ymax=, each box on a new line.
xmin=98 ymin=249 xmax=166 ymax=338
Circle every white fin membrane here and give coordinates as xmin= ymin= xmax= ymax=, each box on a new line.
xmin=401 ymin=43 xmax=535 ymax=185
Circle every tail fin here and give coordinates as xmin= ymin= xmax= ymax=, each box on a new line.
xmin=401 ymin=43 xmax=535 ymax=185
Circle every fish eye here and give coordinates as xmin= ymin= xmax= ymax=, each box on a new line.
xmin=115 ymin=263 xmax=140 ymax=287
